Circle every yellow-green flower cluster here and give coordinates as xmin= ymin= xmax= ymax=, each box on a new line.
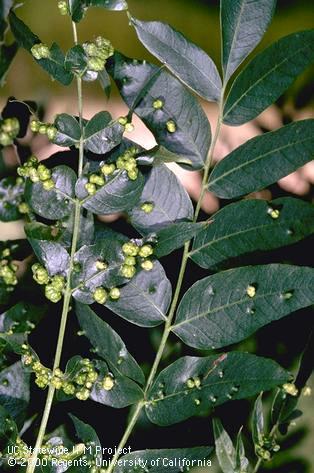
xmin=31 ymin=43 xmax=51 ymax=60
xmin=32 ymin=264 xmax=66 ymax=303
xmin=83 ymin=36 xmax=114 ymax=73
xmin=0 ymin=248 xmax=18 ymax=288
xmin=255 ymin=435 xmax=280 ymax=461
xmin=93 ymin=286 xmax=121 ymax=305
xmin=118 ymin=116 xmax=135 ymax=133
xmin=0 ymin=117 xmax=20 ymax=147
xmin=30 ymin=119 xmax=58 ymax=141
xmin=17 ymin=156 xmax=55 ymax=191
xmin=120 ymin=240 xmax=154 ymax=278
xmin=116 ymin=146 xmax=139 ymax=180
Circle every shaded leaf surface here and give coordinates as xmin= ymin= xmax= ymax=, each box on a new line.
xmin=208 ymin=120 xmax=314 ymax=199
xmin=191 ymin=198 xmax=314 ymax=269
xmin=25 ymin=165 xmax=76 ymax=219
xmin=26 ymin=238 xmax=70 ymax=277
xmin=146 ymin=353 xmax=289 ymax=426
xmin=221 ymin=0 xmax=276 ymax=82
xmin=0 ymin=361 xmax=30 ymax=425
xmin=53 ymin=114 xmax=81 ymax=147
xmin=172 ymin=264 xmax=314 ymax=350
xmin=154 ymin=222 xmax=205 ymax=258
xmin=84 ymin=111 xmax=124 ymax=154
xmin=108 ymin=52 xmax=211 ymax=169
xmin=129 ymin=164 xmax=193 ymax=233
xmin=0 ymin=42 xmax=18 ymax=84
xmin=223 ymin=30 xmax=314 ymax=124
xmin=213 ymin=418 xmax=236 ymax=473
xmin=106 ymin=262 xmax=171 ymax=327
xmin=0 ymin=176 xmax=24 ymax=222
xmin=76 ymin=302 xmax=144 ymax=384
xmin=131 ymin=17 xmax=222 ymax=101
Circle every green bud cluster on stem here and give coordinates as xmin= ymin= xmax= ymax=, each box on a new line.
xmin=17 ymin=155 xmax=55 ymax=191
xmin=0 ymin=117 xmax=20 ymax=147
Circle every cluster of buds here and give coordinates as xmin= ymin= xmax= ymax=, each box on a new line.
xmin=93 ymin=286 xmax=120 ymax=305
xmin=7 ymin=438 xmax=30 ymax=464
xmin=83 ymin=36 xmax=114 ymax=75
xmin=30 ymin=119 xmax=58 ymax=141
xmin=0 ymin=248 xmax=18 ymax=288
xmin=21 ymin=347 xmax=52 ymax=389
xmin=0 ymin=117 xmax=20 ymax=147
xmin=255 ymin=435 xmax=280 ymax=461
xmin=140 ymin=201 xmax=154 ymax=214
xmin=31 ymin=42 xmax=51 ymax=60
xmin=118 ymin=116 xmax=135 ymax=134
xmin=120 ymin=240 xmax=154 ymax=279
xmin=17 ymin=156 xmax=55 ymax=191
xmin=32 ymin=263 xmax=66 ymax=303
xmin=57 ymin=0 xmax=69 ymax=15
xmin=116 ymin=145 xmax=139 ymax=180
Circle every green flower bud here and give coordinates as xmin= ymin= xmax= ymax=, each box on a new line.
xmin=42 ymin=179 xmax=55 ymax=191
xmin=17 ymin=166 xmax=28 ymax=177
xmin=141 ymin=260 xmax=154 ymax=271
xmin=87 ymin=57 xmax=105 ymax=72
xmin=95 ymin=260 xmax=108 ymax=271
xmin=2 ymin=248 xmax=10 ymax=257
xmin=95 ymin=38 xmax=114 ymax=60
xmin=32 ymin=43 xmax=50 ymax=60
xmin=54 ymin=368 xmax=63 ymax=377
xmin=63 ymin=382 xmax=76 ymax=395
xmin=93 ymin=287 xmax=107 ymax=305
xmin=121 ymin=264 xmax=136 ymax=279
xmin=87 ymin=371 xmax=98 ymax=383
xmin=139 ymin=244 xmax=153 ymax=258
xmin=85 ymin=182 xmax=97 ymax=195
xmin=89 ymin=174 xmax=105 ymax=186
xmin=51 ymin=275 xmax=66 ymax=291
xmin=29 ymin=168 xmax=40 ymax=183
xmin=45 ymin=284 xmax=62 ymax=303
xmin=140 ymin=202 xmax=154 ymax=213
xmin=2 ymin=118 xmax=20 ymax=137
xmin=153 ymin=99 xmax=164 ymax=109
xmin=76 ymin=388 xmax=90 ymax=401
xmin=127 ymin=169 xmax=138 ymax=181
xmin=37 ymin=164 xmax=52 ymax=181
xmin=35 ymin=376 xmax=49 ymax=389
xmin=283 ymin=383 xmax=298 ymax=397
xmin=122 ymin=242 xmax=139 ymax=257
xmin=100 ymin=163 xmax=116 ymax=176
xmin=109 ymin=287 xmax=120 ymax=300
xmin=51 ymin=377 xmax=63 ymax=389
xmin=84 ymin=42 xmax=98 ymax=57
xmin=22 ymin=354 xmax=33 ymax=366
xmin=32 ymin=265 xmax=49 ymax=285
xmin=118 ymin=116 xmax=128 ymax=126
xmin=102 ymin=375 xmax=115 ymax=391
xmin=46 ymin=125 xmax=58 ymax=141
xmin=39 ymin=124 xmax=47 ymax=135
xmin=0 ymin=131 xmax=12 ymax=147
xmin=166 ymin=120 xmax=176 ymax=133
xmin=125 ymin=122 xmax=134 ymax=133
xmin=116 ymin=156 xmax=126 ymax=169
xmin=124 ymin=159 xmax=137 ymax=172
xmin=124 ymin=256 xmax=136 ymax=266
xmin=30 ymin=120 xmax=40 ymax=132
xmin=28 ymin=155 xmax=39 ymax=166
xmin=58 ymin=0 xmax=69 ymax=15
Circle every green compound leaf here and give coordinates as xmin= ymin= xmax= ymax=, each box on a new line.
xmin=223 ymin=30 xmax=314 ymax=125
xmin=0 ymin=176 xmax=24 ymax=222
xmin=221 ymin=0 xmax=276 ymax=82
xmin=208 ymin=120 xmax=314 ymax=199
xmin=84 ymin=111 xmax=124 ymax=154
xmin=146 ymin=353 xmax=289 ymax=426
xmin=106 ymin=261 xmax=172 ymax=327
xmin=113 ymin=447 xmax=213 ymax=473
xmin=0 ymin=361 xmax=30 ymax=425
xmin=69 ymin=414 xmax=102 ymax=464
xmin=9 ymin=10 xmax=73 ymax=86
xmin=90 ymin=359 xmax=143 ymax=408
xmin=72 ymin=238 xmax=127 ymax=304
xmin=26 ymin=235 xmax=70 ymax=276
xmin=190 ymin=198 xmax=314 ymax=270
xmin=76 ymin=302 xmax=144 ymax=385
xmin=154 ymin=222 xmax=205 ymax=258
xmin=172 ymin=264 xmax=314 ymax=350
xmin=129 ymin=164 xmax=193 ymax=234
xmin=213 ymin=418 xmax=236 ymax=473
xmin=0 ymin=42 xmax=18 ymax=85
xmin=25 ymin=165 xmax=77 ymax=219
xmin=108 ymin=52 xmax=211 ymax=169
xmin=53 ymin=114 xmax=81 ymax=147
xmin=76 ymin=170 xmax=145 ymax=216
xmin=252 ymin=393 xmax=264 ymax=446
xmin=131 ymin=17 xmax=222 ymax=101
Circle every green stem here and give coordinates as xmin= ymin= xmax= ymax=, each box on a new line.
xmin=106 ymin=98 xmax=224 ymax=473
xmin=26 ymin=21 xmax=84 ymax=473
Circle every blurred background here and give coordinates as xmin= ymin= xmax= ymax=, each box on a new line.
xmin=0 ymin=1 xmax=313 ymax=472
